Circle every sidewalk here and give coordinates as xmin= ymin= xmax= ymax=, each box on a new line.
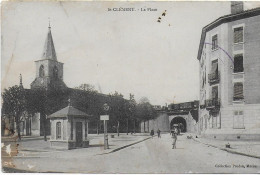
xmin=1 ymin=135 xmax=50 ymax=142
xmin=188 ymin=133 xmax=260 ymax=159
xmin=2 ymin=133 xmax=152 ymax=158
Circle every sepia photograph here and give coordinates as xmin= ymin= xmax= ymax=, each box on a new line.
xmin=1 ymin=0 xmax=260 ymax=173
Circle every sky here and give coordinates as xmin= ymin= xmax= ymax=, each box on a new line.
xmin=1 ymin=1 xmax=260 ymax=106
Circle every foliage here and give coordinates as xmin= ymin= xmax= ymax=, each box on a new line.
xmin=2 ymin=85 xmax=26 ymax=139
xmin=74 ymin=84 xmax=98 ymax=93
xmin=136 ymin=97 xmax=157 ymax=122
xmin=2 ymin=85 xmax=26 ymax=119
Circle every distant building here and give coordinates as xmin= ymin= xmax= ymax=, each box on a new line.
xmin=197 ymin=2 xmax=260 ymax=140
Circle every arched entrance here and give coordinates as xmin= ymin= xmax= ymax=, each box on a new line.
xmin=170 ymin=117 xmax=187 ymax=132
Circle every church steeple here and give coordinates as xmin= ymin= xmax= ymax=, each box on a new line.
xmin=31 ymin=22 xmax=67 ymax=90
xmin=42 ymin=23 xmax=57 ymax=61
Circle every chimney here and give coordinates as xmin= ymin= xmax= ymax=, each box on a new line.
xmin=231 ymin=1 xmax=244 ymax=14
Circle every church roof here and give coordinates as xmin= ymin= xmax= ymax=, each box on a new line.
xmin=47 ymin=105 xmax=91 ymax=119
xmin=42 ymin=26 xmax=57 ymax=61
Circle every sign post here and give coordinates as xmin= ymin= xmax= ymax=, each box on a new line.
xmin=100 ymin=103 xmax=110 ymax=150
xmin=100 ymin=115 xmax=109 ymax=149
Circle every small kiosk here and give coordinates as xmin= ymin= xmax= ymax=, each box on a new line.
xmin=48 ymin=103 xmax=91 ymax=149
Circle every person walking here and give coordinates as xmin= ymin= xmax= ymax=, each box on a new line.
xmin=172 ymin=130 xmax=177 ymax=149
xmin=157 ymin=129 xmax=161 ymax=138
xmin=150 ymin=129 xmax=154 ymax=138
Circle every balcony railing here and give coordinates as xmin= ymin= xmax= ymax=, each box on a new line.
xmin=206 ymin=98 xmax=220 ymax=109
xmin=208 ymin=71 xmax=220 ymax=85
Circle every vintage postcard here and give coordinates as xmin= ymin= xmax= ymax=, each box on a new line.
xmin=1 ymin=0 xmax=260 ymax=173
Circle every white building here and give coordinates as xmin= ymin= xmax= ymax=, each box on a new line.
xmin=197 ymin=2 xmax=260 ymax=140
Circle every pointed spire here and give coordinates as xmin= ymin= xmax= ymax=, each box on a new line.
xmin=42 ymin=20 xmax=57 ymax=61
xmin=48 ymin=17 xmax=51 ymax=29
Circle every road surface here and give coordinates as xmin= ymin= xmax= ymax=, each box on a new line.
xmin=3 ymin=133 xmax=260 ymax=173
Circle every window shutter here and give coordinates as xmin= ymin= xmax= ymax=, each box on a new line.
xmin=234 ymin=83 xmax=243 ymax=98
xmin=234 ymin=27 xmax=243 ymax=43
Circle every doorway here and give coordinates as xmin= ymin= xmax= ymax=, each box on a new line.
xmin=76 ymin=122 xmax=83 ymax=147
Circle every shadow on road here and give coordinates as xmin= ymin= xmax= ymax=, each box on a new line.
xmin=88 ymin=144 xmax=104 ymax=148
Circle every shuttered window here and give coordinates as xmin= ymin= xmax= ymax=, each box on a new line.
xmin=233 ymin=111 xmax=244 ymax=129
xmin=209 ymin=61 xmax=218 ymax=80
xmin=211 ymin=62 xmax=218 ymax=73
xmin=233 ymin=82 xmax=244 ymax=100
xmin=212 ymin=35 xmax=218 ymax=50
xmin=234 ymin=27 xmax=243 ymax=43
xmin=234 ymin=54 xmax=244 ymax=73
xmin=212 ymin=86 xmax=218 ymax=99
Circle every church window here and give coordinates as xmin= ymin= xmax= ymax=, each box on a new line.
xmin=53 ymin=66 xmax=58 ymax=79
xmin=39 ymin=65 xmax=45 ymax=77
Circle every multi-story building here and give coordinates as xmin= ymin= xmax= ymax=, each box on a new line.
xmin=197 ymin=2 xmax=260 ymax=140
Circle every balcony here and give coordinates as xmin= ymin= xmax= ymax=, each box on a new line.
xmin=206 ymin=98 xmax=220 ymax=109
xmin=208 ymin=71 xmax=220 ymax=85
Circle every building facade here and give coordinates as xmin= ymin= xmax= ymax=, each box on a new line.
xmin=197 ymin=2 xmax=260 ymax=140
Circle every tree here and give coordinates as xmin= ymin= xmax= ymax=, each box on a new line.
xmin=108 ymin=91 xmax=125 ymax=137
xmin=26 ymin=88 xmax=48 ymax=141
xmin=127 ymin=93 xmax=137 ymax=134
xmin=2 ymin=85 xmax=26 ymax=140
xmin=136 ymin=97 xmax=157 ymax=133
xmin=72 ymin=85 xmax=102 ymax=134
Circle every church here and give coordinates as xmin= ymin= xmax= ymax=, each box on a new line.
xmin=2 ymin=25 xmax=103 ymax=136
xmin=31 ymin=24 xmax=67 ymax=90
xmin=2 ymin=24 xmax=136 ymax=136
